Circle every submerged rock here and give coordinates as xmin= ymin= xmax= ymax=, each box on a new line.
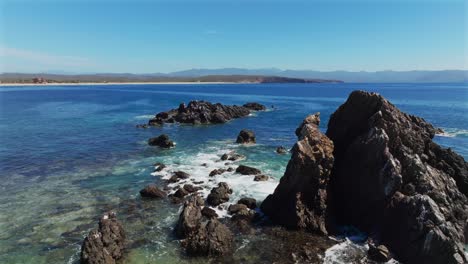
xmin=148 ymin=100 xmax=265 ymax=125
xmin=276 ymin=146 xmax=288 ymax=154
xmin=209 ymin=168 xmax=226 ymax=177
xmin=80 ymin=212 xmax=125 ymax=264
xmin=243 ymin=102 xmax=267 ymax=111
xmin=207 ymin=182 xmax=232 ymax=206
xmin=236 ymin=129 xmax=256 ymax=144
xmin=236 ymin=165 xmax=261 ymax=175
xmin=237 ymin=197 xmax=257 ymax=209
xmin=220 ymin=152 xmax=245 ymax=161
xmin=148 ymin=134 xmax=175 ymax=148
xmin=261 ymin=113 xmax=334 ymax=235
xmin=253 ymin=174 xmax=269 ymax=181
xmin=139 ymin=184 xmax=166 ymax=198
xmin=326 ymin=91 xmax=468 ymax=263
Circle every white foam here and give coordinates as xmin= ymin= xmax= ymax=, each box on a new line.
xmin=151 ymin=143 xmax=279 ymax=217
xmin=436 ymin=128 xmax=468 ymax=138
xmin=134 ymin=114 xmax=155 ymax=120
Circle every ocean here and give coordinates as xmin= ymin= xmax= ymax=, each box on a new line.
xmin=0 ymin=83 xmax=467 ymax=263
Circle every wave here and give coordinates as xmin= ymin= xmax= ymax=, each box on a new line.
xmin=134 ymin=114 xmax=154 ymax=120
xmin=436 ymin=128 xmax=468 ymax=138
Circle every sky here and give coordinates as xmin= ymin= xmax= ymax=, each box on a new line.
xmin=0 ymin=0 xmax=466 ymax=73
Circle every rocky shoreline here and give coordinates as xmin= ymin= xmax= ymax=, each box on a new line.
xmin=81 ymin=94 xmax=467 ymax=263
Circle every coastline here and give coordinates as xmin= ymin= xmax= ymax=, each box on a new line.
xmin=0 ymin=81 xmax=235 ymax=87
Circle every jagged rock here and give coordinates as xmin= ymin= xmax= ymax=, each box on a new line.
xmin=237 ymin=197 xmax=257 ymax=209
xmin=236 ymin=165 xmax=261 ymax=175
xmin=154 ymin=163 xmax=166 ymax=172
xmin=183 ymin=218 xmax=234 ymax=256
xmin=254 ymin=174 xmax=269 ymax=181
xmin=176 ymin=196 xmax=203 ymax=238
xmin=148 ymin=134 xmax=175 ymax=148
xmin=209 ymin=168 xmax=226 ymax=177
xmin=168 ymin=170 xmax=190 ymax=183
xmin=261 ymin=113 xmax=334 ymax=235
xmin=221 ymin=152 xmax=245 ymax=161
xmin=243 ymin=102 xmax=266 ymax=111
xmin=183 ymin=184 xmax=202 ymax=193
xmin=326 ymin=91 xmax=468 ymax=264
xmin=80 ymin=212 xmax=125 ymax=264
xmin=139 ymin=184 xmax=166 ymax=198
xmin=207 ymin=182 xmax=232 ymax=206
xmin=276 ymin=146 xmax=288 ymax=154
xmin=201 ymin=207 xmax=218 ymax=219
xmin=228 ymin=204 xmax=248 ymax=214
xmin=148 ymin=101 xmax=265 ymax=125
xmin=368 ymin=244 xmax=391 ymax=262
xmin=236 ymin=129 xmax=256 ymax=144
xmin=174 ymin=187 xmax=189 ymax=198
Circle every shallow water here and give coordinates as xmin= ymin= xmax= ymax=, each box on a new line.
xmin=0 ymin=83 xmax=467 ymax=263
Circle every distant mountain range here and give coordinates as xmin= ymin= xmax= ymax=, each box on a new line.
xmin=1 ymin=69 xmax=467 ymax=83
xmin=161 ymin=68 xmax=468 ymax=83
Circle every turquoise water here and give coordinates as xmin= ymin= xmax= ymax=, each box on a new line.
xmin=0 ymin=83 xmax=466 ymax=263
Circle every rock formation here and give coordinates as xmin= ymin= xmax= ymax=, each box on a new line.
xmin=81 ymin=212 xmax=126 ymax=264
xmin=139 ymin=184 xmax=166 ymax=198
xmin=235 ymin=165 xmax=261 ymax=175
xmin=176 ymin=196 xmax=234 ymax=256
xmin=207 ymin=182 xmax=232 ymax=206
xmin=276 ymin=146 xmax=288 ymax=154
xmin=325 ymin=91 xmax=467 ymax=264
xmin=261 ymin=113 xmax=334 ymax=235
xmin=147 ymin=134 xmax=175 ymax=148
xmin=236 ymin=129 xmax=256 ymax=144
xmin=148 ymin=101 xmax=265 ymax=125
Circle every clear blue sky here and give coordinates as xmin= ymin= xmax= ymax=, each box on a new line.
xmin=0 ymin=0 xmax=466 ymax=73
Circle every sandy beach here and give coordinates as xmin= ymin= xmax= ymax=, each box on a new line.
xmin=0 ymin=81 xmax=235 ymax=87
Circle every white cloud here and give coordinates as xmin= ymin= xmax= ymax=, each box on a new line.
xmin=0 ymin=46 xmax=94 ymax=69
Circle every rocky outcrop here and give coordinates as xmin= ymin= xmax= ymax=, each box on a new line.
xmin=176 ymin=196 xmax=234 ymax=256
xmin=148 ymin=101 xmax=265 ymax=125
xmin=243 ymin=102 xmax=266 ymax=111
xmin=253 ymin=174 xmax=269 ymax=181
xmin=261 ymin=113 xmax=334 ymax=235
xmin=236 ymin=129 xmax=256 ymax=144
xmin=236 ymin=165 xmax=261 ymax=175
xmin=81 ymin=212 xmax=125 ymax=264
xmin=237 ymin=197 xmax=257 ymax=209
xmin=147 ymin=134 xmax=175 ymax=148
xmin=209 ymin=168 xmax=226 ymax=177
xmin=276 ymin=146 xmax=288 ymax=154
xmin=139 ymin=184 xmax=166 ymax=198
xmin=326 ymin=91 xmax=467 ymax=264
xmin=220 ymin=152 xmax=245 ymax=161
xmin=207 ymin=182 xmax=232 ymax=206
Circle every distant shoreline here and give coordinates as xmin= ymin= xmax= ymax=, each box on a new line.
xmin=0 ymin=81 xmax=235 ymax=87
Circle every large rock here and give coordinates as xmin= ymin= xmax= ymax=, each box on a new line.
xmin=139 ymin=184 xmax=166 ymax=198
xmin=148 ymin=101 xmax=265 ymax=125
xmin=183 ymin=218 xmax=234 ymax=256
xmin=236 ymin=165 xmax=261 ymax=175
xmin=243 ymin=102 xmax=267 ymax=111
xmin=326 ymin=91 xmax=468 ymax=264
xmin=207 ymin=182 xmax=232 ymax=206
xmin=236 ymin=129 xmax=256 ymax=144
xmin=176 ymin=196 xmax=203 ymax=238
xmin=261 ymin=113 xmax=334 ymax=235
xmin=80 ymin=212 xmax=126 ymax=264
xmin=147 ymin=134 xmax=175 ymax=148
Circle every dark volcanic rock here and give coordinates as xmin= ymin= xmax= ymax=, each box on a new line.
xmin=183 ymin=218 xmax=234 ymax=256
xmin=154 ymin=163 xmax=166 ymax=172
xmin=236 ymin=129 xmax=256 ymax=144
xmin=326 ymin=91 xmax=468 ymax=264
xmin=201 ymin=207 xmax=218 ymax=219
xmin=174 ymin=187 xmax=189 ymax=198
xmin=207 ymin=182 xmax=232 ymax=206
xmin=139 ymin=184 xmax=166 ymax=198
xmin=148 ymin=100 xmax=265 ymax=125
xmin=254 ymin=174 xmax=269 ymax=181
xmin=209 ymin=168 xmax=226 ymax=177
xmin=243 ymin=102 xmax=267 ymax=111
xmin=236 ymin=165 xmax=261 ymax=175
xmin=80 ymin=212 xmax=125 ymax=264
xmin=368 ymin=244 xmax=391 ymax=262
xmin=220 ymin=152 xmax=245 ymax=161
xmin=147 ymin=134 xmax=175 ymax=148
xmin=228 ymin=204 xmax=248 ymax=215
xmin=276 ymin=146 xmax=289 ymax=154
xmin=183 ymin=184 xmax=202 ymax=193
xmin=261 ymin=113 xmax=334 ymax=235
xmin=238 ymin=197 xmax=257 ymax=209
xmin=176 ymin=196 xmax=203 ymax=238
